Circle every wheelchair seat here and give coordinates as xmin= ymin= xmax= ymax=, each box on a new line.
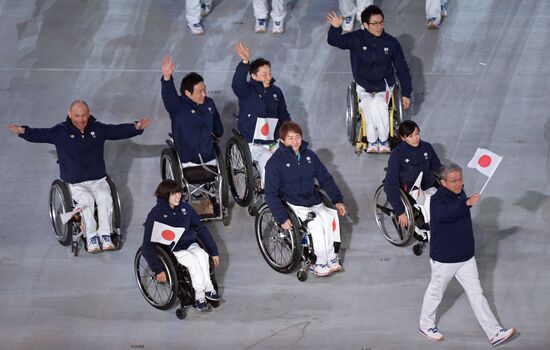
xmin=182 ymin=165 xmax=218 ymax=185
xmin=134 ymin=243 xmax=219 ymax=320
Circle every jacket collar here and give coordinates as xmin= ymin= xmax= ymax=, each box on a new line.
xmin=250 ymin=77 xmax=276 ymax=93
xmin=278 ymin=140 xmax=309 ymax=158
xmin=65 ymin=115 xmax=97 ymax=134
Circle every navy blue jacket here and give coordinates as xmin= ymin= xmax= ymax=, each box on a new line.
xmin=231 ymin=62 xmax=291 ymax=143
xmin=384 ymin=140 xmax=441 ymax=215
xmin=161 ymin=76 xmax=223 ymax=163
xmin=19 ymin=116 xmax=143 ymax=184
xmin=142 ymin=198 xmax=219 ymax=274
xmin=429 ymin=187 xmax=475 ymax=263
xmin=327 ymin=26 xmax=412 ymax=97
xmin=265 ymin=141 xmax=344 ymax=224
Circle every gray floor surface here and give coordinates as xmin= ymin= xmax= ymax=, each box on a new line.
xmin=1 ymin=0 xmax=549 ymax=349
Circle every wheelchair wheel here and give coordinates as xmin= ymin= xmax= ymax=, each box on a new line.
xmin=49 ymin=180 xmax=74 ymax=246
xmin=106 ymin=176 xmax=121 ymax=245
xmin=225 ymin=134 xmax=254 ymax=207
xmin=346 ymin=81 xmax=360 ymax=146
xmin=373 ymin=184 xmax=414 ymax=246
xmin=161 ymin=147 xmax=183 ymax=183
xmin=255 ymin=204 xmax=302 ymax=273
xmin=389 ymin=81 xmax=406 ymax=149
xmin=134 ymin=245 xmax=179 ymax=310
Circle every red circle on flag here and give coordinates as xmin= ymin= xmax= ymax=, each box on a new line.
xmin=161 ymin=230 xmax=175 ymax=241
xmin=261 ymin=123 xmax=269 ymax=136
xmin=332 ymin=218 xmax=337 ymax=232
xmin=478 ymin=155 xmax=492 ymax=168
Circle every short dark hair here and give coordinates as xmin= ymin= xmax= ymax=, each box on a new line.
xmin=249 ymin=58 xmax=271 ymax=75
xmin=154 ymin=180 xmax=183 ymax=200
xmin=180 ymin=72 xmax=204 ymax=95
xmin=361 ymin=5 xmax=384 ymax=24
xmin=398 ymin=120 xmax=419 ymax=138
xmin=279 ymin=121 xmax=303 ymax=140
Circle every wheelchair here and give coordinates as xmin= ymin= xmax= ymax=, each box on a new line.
xmin=254 ymin=190 xmax=341 ymax=281
xmin=373 ymin=176 xmax=434 ymax=256
xmin=346 ymin=80 xmax=408 ymax=155
xmin=134 ymin=243 xmax=220 ymax=320
xmin=225 ymin=129 xmax=264 ymax=215
xmin=48 ymin=175 xmax=122 ymax=256
xmin=160 ymin=134 xmax=230 ymax=226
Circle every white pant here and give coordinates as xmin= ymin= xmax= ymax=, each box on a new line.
xmin=68 ymin=177 xmax=112 ymax=238
xmin=186 ymin=0 xmax=212 ymax=24
xmin=181 ymin=158 xmax=218 ymax=168
xmin=419 ymin=257 xmax=502 ymax=339
xmin=249 ymin=143 xmax=275 ymax=188
xmin=357 ymin=84 xmax=392 ymax=143
xmin=288 ymin=202 xmax=337 ymax=265
xmin=253 ymin=0 xmax=286 ymax=21
xmin=339 ymin=0 xmax=373 ymax=21
xmin=173 ymin=243 xmax=215 ymax=300
xmin=426 ymin=0 xmax=447 ymax=23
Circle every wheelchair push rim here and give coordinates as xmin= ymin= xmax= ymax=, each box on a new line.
xmin=373 ymin=185 xmax=414 ymax=246
xmin=134 ymin=246 xmax=179 ymax=310
xmin=255 ymin=204 xmax=302 ymax=273
xmin=346 ymin=81 xmax=360 ymax=146
xmin=49 ymin=180 xmax=74 ymax=246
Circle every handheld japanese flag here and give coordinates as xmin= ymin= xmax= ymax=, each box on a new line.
xmin=60 ymin=205 xmax=88 ymax=224
xmin=467 ymin=148 xmax=503 ymax=193
xmin=151 ymin=221 xmax=185 ymax=249
xmin=409 ymin=172 xmax=426 ymax=205
xmin=253 ymin=117 xmax=278 ymax=142
xmin=326 ymin=207 xmax=341 ymax=243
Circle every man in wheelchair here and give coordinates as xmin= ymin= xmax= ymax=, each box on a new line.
xmin=327 ymin=5 xmax=412 ymax=153
xmin=142 ymin=180 xmax=221 ymax=312
xmin=265 ymin=121 xmax=346 ymax=277
xmin=161 ymin=56 xmax=224 ymax=166
xmin=232 ymin=41 xmax=291 ymax=188
xmin=7 ymin=100 xmax=151 ymax=253
xmin=384 ymin=121 xmax=441 ymax=233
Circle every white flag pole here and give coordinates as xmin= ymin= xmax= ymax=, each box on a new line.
xmin=479 ymin=175 xmax=493 ymax=194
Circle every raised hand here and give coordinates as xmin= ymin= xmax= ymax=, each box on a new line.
xmin=161 ymin=56 xmax=176 ymax=80
xmin=6 ymin=123 xmax=25 ymax=135
xmin=135 ymin=117 xmax=152 ymax=130
xmin=235 ymin=41 xmax=250 ymax=64
xmin=326 ymin=11 xmax=343 ymax=28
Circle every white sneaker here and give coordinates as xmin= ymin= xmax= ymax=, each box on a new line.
xmin=427 ymin=18 xmax=440 ymax=30
xmin=419 ymin=327 xmax=444 ymax=341
xmin=327 ymin=257 xmax=342 ymax=273
xmin=312 ymin=264 xmax=332 ymax=277
xmin=100 ymin=235 xmax=116 ymax=251
xmin=255 ymin=18 xmax=267 ymax=33
xmin=491 ymin=328 xmax=516 ymax=347
xmin=342 ymin=16 xmax=354 ymax=33
xmin=201 ymin=3 xmax=211 ymax=17
xmin=366 ymin=141 xmax=378 ymax=153
xmin=379 ymin=140 xmax=391 ymax=153
xmin=87 ymin=235 xmax=101 ymax=254
xmin=187 ymin=22 xmax=205 ymax=35
xmin=272 ymin=19 xmax=284 ymax=34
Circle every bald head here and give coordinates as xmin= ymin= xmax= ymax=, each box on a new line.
xmin=68 ymin=100 xmax=91 ymax=133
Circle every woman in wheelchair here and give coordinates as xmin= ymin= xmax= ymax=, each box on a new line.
xmin=232 ymin=42 xmax=291 ymax=188
xmin=384 ymin=120 xmax=441 ymax=230
xmin=265 ymin=121 xmax=346 ymax=277
xmin=142 ymin=180 xmax=221 ymax=312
